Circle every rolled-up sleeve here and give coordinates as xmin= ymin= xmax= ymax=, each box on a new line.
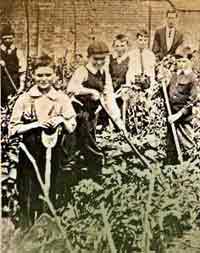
xmin=9 ymin=95 xmax=26 ymax=136
xmin=184 ymin=77 xmax=200 ymax=114
xmin=126 ymin=51 xmax=136 ymax=85
xmin=103 ymin=70 xmax=121 ymax=119
xmin=60 ymin=94 xmax=77 ymax=133
xmin=60 ymin=94 xmax=76 ymax=120
xmin=146 ymin=51 xmax=156 ymax=83
xmin=67 ymin=66 xmax=88 ymax=96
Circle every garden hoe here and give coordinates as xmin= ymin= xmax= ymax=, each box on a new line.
xmin=100 ymin=98 xmax=151 ymax=169
xmin=162 ymin=79 xmax=183 ymax=163
xmin=2 ymin=65 xmax=18 ymax=92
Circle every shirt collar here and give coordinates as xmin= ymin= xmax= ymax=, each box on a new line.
xmin=177 ymin=69 xmax=193 ymax=75
xmin=134 ymin=47 xmax=147 ymax=53
xmin=86 ymin=62 xmax=104 ymax=75
xmin=28 ymin=85 xmax=58 ymax=101
xmin=0 ymin=44 xmax=16 ymax=53
xmin=112 ymin=51 xmax=129 ymax=63
xmin=166 ymin=26 xmax=175 ymax=33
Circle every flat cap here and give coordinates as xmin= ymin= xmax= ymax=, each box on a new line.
xmin=1 ymin=24 xmax=15 ymax=37
xmin=87 ymin=40 xmax=109 ymax=57
xmin=174 ymin=54 xmax=184 ymax=59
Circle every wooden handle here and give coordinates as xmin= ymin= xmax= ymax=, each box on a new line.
xmin=162 ymin=80 xmax=183 ymax=163
xmin=100 ymin=98 xmax=151 ymax=168
xmin=4 ymin=66 xmax=18 ymax=92
xmin=45 ymin=148 xmax=52 ymax=196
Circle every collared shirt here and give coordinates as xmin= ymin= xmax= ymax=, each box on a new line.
xmin=177 ymin=68 xmax=193 ymax=76
xmin=126 ymin=48 xmax=156 ymax=85
xmin=67 ymin=62 xmax=112 ymax=94
xmin=166 ymin=27 xmax=175 ymax=51
xmin=111 ymin=51 xmax=129 ymax=64
xmin=0 ymin=44 xmax=26 ymax=73
xmin=67 ymin=62 xmax=121 ymax=119
xmin=9 ymin=86 xmax=76 ymax=136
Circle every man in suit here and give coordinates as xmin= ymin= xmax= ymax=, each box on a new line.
xmin=152 ymin=9 xmax=184 ymax=61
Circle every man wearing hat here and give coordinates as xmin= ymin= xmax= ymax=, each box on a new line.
xmin=67 ymin=40 xmax=122 ymax=176
xmin=152 ymin=10 xmax=184 ymax=61
xmin=0 ymin=24 xmax=26 ymax=107
xmin=167 ymin=55 xmax=199 ymax=163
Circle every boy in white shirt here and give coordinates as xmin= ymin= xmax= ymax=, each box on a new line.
xmin=9 ymin=54 xmax=76 ymax=224
xmin=126 ymin=28 xmax=156 ymax=89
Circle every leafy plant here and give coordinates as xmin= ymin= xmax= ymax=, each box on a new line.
xmin=1 ymin=59 xmax=200 ymax=252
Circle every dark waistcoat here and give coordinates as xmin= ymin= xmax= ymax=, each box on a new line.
xmin=109 ymin=55 xmax=129 ymax=91
xmin=76 ymin=67 xmax=106 ymax=121
xmin=82 ymin=68 xmax=105 ymax=93
xmin=1 ymin=47 xmax=20 ymax=104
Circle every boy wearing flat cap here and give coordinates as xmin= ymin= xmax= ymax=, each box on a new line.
xmin=67 ymin=40 xmax=122 ymax=175
xmin=167 ymin=55 xmax=199 ymax=163
xmin=0 ymin=24 xmax=26 ymax=107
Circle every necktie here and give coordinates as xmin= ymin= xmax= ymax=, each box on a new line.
xmin=139 ymin=48 xmax=144 ymax=75
xmin=169 ymin=30 xmax=172 ymax=38
xmin=6 ymin=46 xmax=10 ymax=55
xmin=96 ymin=70 xmax=101 ymax=77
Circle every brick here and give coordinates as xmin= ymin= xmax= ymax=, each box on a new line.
xmin=1 ymin=0 xmax=199 ymax=57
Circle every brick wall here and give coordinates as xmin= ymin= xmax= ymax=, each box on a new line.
xmin=1 ymin=0 xmax=200 ymax=60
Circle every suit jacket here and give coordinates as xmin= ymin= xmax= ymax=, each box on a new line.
xmin=152 ymin=26 xmax=184 ymax=61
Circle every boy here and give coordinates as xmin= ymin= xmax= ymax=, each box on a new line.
xmin=167 ymin=55 xmax=199 ymax=163
xmin=67 ymin=40 xmax=122 ymax=173
xmin=125 ymin=28 xmax=156 ymax=134
xmin=109 ymin=34 xmax=130 ymax=92
xmin=0 ymin=24 xmax=26 ymax=107
xmin=108 ymin=34 xmax=130 ymax=118
xmin=9 ymin=54 xmax=76 ymax=224
xmin=127 ymin=28 xmax=156 ymax=88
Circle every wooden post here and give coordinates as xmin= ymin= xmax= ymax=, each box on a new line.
xmin=0 ymin=50 xmax=1 ymax=100
xmin=24 ymin=0 xmax=30 ymax=87
xmin=36 ymin=0 xmax=40 ymax=56
xmin=148 ymin=0 xmax=152 ymax=48
xmin=72 ymin=0 xmax=77 ymax=58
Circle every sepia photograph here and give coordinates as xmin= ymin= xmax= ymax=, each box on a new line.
xmin=1 ymin=0 xmax=200 ymax=252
